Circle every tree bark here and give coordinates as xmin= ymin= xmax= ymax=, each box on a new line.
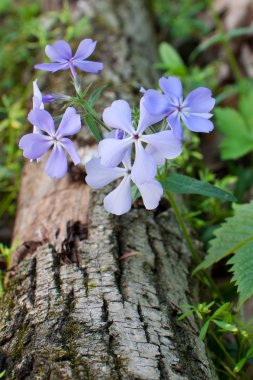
xmin=0 ymin=0 xmax=217 ymax=379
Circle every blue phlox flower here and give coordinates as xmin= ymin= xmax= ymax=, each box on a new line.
xmin=143 ymin=76 xmax=215 ymax=139
xmin=85 ymin=149 xmax=163 ymax=215
xmin=98 ymin=98 xmax=182 ymax=185
xmin=19 ymin=107 xmax=81 ymax=178
xmin=35 ymin=39 xmax=103 ymax=78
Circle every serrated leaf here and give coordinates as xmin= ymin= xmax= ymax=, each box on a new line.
xmin=196 ymin=202 xmax=253 ymax=304
xmin=159 ymin=42 xmax=187 ymax=74
xmin=85 ymin=115 xmax=102 ymax=142
xmin=161 ymin=173 xmax=236 ymax=201
xmin=215 ymin=107 xmax=253 ymax=159
xmin=228 ymin=241 xmax=253 ymax=305
xmin=197 ymin=202 xmax=253 ymax=269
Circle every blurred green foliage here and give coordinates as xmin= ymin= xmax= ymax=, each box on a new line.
xmin=148 ymin=0 xmax=211 ymax=41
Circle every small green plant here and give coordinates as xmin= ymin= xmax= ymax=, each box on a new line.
xmin=179 ymin=301 xmax=253 ymax=377
xmin=215 ymin=88 xmax=253 ymax=160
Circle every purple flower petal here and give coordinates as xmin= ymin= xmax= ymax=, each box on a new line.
xmin=28 ymin=109 xmax=55 ymax=136
xmin=85 ymin=158 xmax=125 ymax=189
xmin=142 ymin=89 xmax=170 ymax=116
xmin=167 ymin=111 xmax=183 ymax=139
xmin=32 ymin=80 xmax=44 ymax=133
xmin=159 ymin=76 xmax=183 ymax=99
xmin=137 ymin=97 xmax=166 ymax=134
xmin=182 ymin=114 xmax=214 ymax=133
xmin=131 ymin=141 xmax=157 ymax=185
xmin=104 ymin=175 xmax=132 ymax=215
xmin=61 ymin=138 xmax=80 ymax=165
xmin=56 ymin=107 xmax=81 ymax=138
xmin=45 ymin=40 xmax=72 ymax=61
xmin=192 ymin=112 xmax=213 ymax=119
xmin=141 ymin=130 xmax=182 ymax=159
xmin=122 ymin=147 xmax=132 ymax=170
xmin=73 ymin=60 xmax=103 ymax=74
xmin=184 ymin=87 xmax=215 ymax=113
xmin=146 ymin=145 xmax=165 ymax=166
xmin=33 ymin=79 xmax=43 ymax=109
xmin=138 ymin=180 xmax=163 ymax=210
xmin=98 ymin=137 xmax=132 ymax=167
xmin=34 ymin=62 xmax=69 ymax=73
xmin=103 ymin=100 xmax=134 ymax=134
xmin=73 ymin=39 xmax=97 ymax=61
xmin=19 ymin=133 xmax=52 ymax=159
xmin=42 ymin=94 xmax=58 ymax=103
xmin=45 ymin=145 xmax=68 ymax=178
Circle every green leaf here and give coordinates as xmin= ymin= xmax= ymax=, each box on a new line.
xmin=199 ymin=320 xmax=210 ymax=340
xmin=131 ymin=185 xmax=140 ymax=203
xmin=196 ymin=201 xmax=253 ymax=304
xmin=190 ymin=34 xmax=225 ymax=61
xmin=239 ymin=89 xmax=253 ymax=127
xmin=85 ymin=115 xmax=102 ymax=142
xmin=215 ymin=107 xmax=253 ymax=159
xmin=177 ymin=309 xmax=194 ymax=321
xmin=212 ymin=302 xmax=231 ymax=318
xmin=89 ymin=85 xmax=107 ymax=107
xmin=227 ymin=25 xmax=253 ymax=39
xmin=158 ymin=42 xmax=187 ymax=74
xmin=213 ymin=320 xmax=238 ymax=332
xmin=234 ymin=357 xmax=247 ymax=374
xmin=190 ymin=26 xmax=253 ymax=62
xmin=161 ymin=173 xmax=236 ymax=201
xmin=81 ymin=82 xmax=93 ymax=99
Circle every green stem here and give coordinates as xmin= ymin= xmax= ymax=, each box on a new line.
xmin=211 ymin=330 xmax=236 ymax=367
xmin=166 ymin=190 xmax=200 ymax=264
xmin=165 ymin=190 xmax=222 ymax=297
xmin=208 ymin=2 xmax=242 ymax=83
xmin=210 ymin=331 xmax=250 ymax=380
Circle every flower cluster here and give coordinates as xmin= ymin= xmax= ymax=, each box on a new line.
xmin=19 ymin=39 xmax=101 ymax=178
xmin=19 ymin=39 xmax=215 ymax=215
xmin=86 ymin=99 xmax=182 ymax=214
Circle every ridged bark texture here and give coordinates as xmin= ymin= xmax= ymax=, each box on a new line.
xmin=0 ymin=0 xmax=217 ymax=379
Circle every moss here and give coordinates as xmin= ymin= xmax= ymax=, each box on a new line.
xmin=87 ymin=281 xmax=98 ymax=289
